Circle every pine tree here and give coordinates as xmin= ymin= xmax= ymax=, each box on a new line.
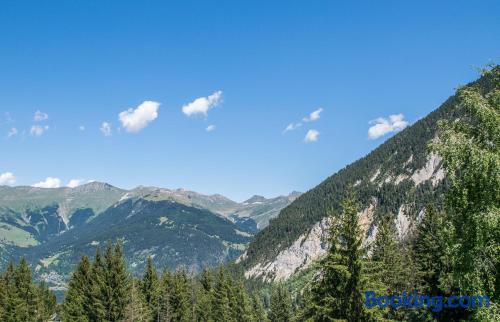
xmin=170 ymin=270 xmax=192 ymax=322
xmin=251 ymin=292 xmax=269 ymax=322
xmin=89 ymin=247 xmax=107 ymax=321
xmin=413 ymin=205 xmax=452 ymax=295
xmin=142 ymin=256 xmax=160 ymax=320
xmin=123 ymin=279 xmax=151 ymax=322
xmin=13 ymin=258 xmax=37 ymax=321
xmin=0 ymin=259 xmax=56 ymax=322
xmin=371 ymin=215 xmax=406 ymax=293
xmin=159 ymin=270 xmax=174 ymax=322
xmin=200 ymin=268 xmax=213 ymax=293
xmin=411 ymin=205 xmax=457 ymax=322
xmin=104 ymin=241 xmax=131 ymax=321
xmin=370 ymin=215 xmax=412 ymax=320
xmin=196 ymin=268 xmax=214 ymax=322
xmin=303 ymin=188 xmax=367 ymax=322
xmin=231 ymin=279 xmax=253 ymax=322
xmin=1 ymin=262 xmax=21 ymax=322
xmin=212 ymin=267 xmax=232 ymax=322
xmin=268 ymin=284 xmax=292 ymax=322
xmin=61 ymin=256 xmax=93 ymax=322
xmin=34 ymin=281 xmax=56 ymax=322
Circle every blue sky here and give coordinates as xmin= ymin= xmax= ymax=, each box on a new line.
xmin=0 ymin=1 xmax=498 ymax=201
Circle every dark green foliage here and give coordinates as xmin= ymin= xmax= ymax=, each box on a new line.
xmin=0 ymin=259 xmax=56 ymax=322
xmin=411 ymin=205 xmax=459 ymax=321
xmin=212 ymin=267 xmax=233 ymax=321
xmin=60 ymin=256 xmax=93 ymax=322
xmin=431 ymin=65 xmax=500 ymax=320
xmin=162 ymin=269 xmax=191 ymax=322
xmin=232 ymin=279 xmax=253 ymax=322
xmin=269 ymin=284 xmax=292 ymax=322
xmin=413 ymin=206 xmax=452 ymax=296
xmin=123 ymin=279 xmax=151 ymax=322
xmin=371 ymin=215 xmax=407 ymax=293
xmin=103 ymin=242 xmax=131 ymax=321
xmin=141 ymin=256 xmax=160 ymax=319
xmin=61 ymin=242 xmax=131 ymax=322
xmin=299 ymin=189 xmax=368 ymax=322
xmin=251 ymin=291 xmax=269 ymax=322
xmin=196 ymin=268 xmax=214 ymax=321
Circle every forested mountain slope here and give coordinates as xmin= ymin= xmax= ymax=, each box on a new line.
xmin=14 ymin=197 xmax=253 ymax=291
xmin=0 ymin=182 xmax=296 ymax=289
xmin=239 ymin=69 xmax=498 ymax=281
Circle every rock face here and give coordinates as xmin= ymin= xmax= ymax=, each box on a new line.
xmin=244 ymin=199 xmax=379 ymax=282
xmin=242 ymin=152 xmax=447 ymax=282
xmin=245 ymin=218 xmax=330 ymax=282
xmin=411 ymin=153 xmax=444 ymax=186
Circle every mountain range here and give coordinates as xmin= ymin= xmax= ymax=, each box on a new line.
xmin=0 ymin=183 xmax=299 ymax=290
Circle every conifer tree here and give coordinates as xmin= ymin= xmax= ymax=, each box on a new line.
xmin=35 ymin=281 xmax=56 ymax=322
xmin=123 ymin=279 xmax=151 ymax=322
xmin=370 ymin=215 xmax=413 ymax=320
xmin=90 ymin=247 xmax=107 ymax=321
xmin=104 ymin=241 xmax=131 ymax=321
xmin=160 ymin=270 xmax=174 ymax=322
xmin=302 ymin=188 xmax=367 ymax=322
xmin=268 ymin=284 xmax=292 ymax=322
xmin=196 ymin=268 xmax=214 ymax=322
xmin=231 ymin=279 xmax=253 ymax=322
xmin=0 ymin=260 xmax=56 ymax=322
xmin=61 ymin=256 xmax=93 ymax=322
xmin=200 ymin=268 xmax=213 ymax=293
xmin=13 ymin=258 xmax=37 ymax=321
xmin=212 ymin=267 xmax=232 ymax=322
xmin=171 ymin=270 xmax=192 ymax=322
xmin=142 ymin=256 xmax=160 ymax=320
xmin=410 ymin=205 xmax=458 ymax=322
xmin=251 ymin=291 xmax=269 ymax=322
xmin=1 ymin=262 xmax=21 ymax=322
xmin=371 ymin=215 xmax=406 ymax=293
xmin=413 ymin=205 xmax=452 ymax=295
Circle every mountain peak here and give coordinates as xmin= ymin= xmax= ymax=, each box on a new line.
xmin=244 ymin=195 xmax=267 ymax=204
xmin=73 ymin=181 xmax=117 ymax=192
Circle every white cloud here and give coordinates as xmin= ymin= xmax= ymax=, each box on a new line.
xmin=119 ymin=101 xmax=160 ymax=133
xmin=100 ymin=122 xmax=112 ymax=136
xmin=0 ymin=172 xmax=16 ymax=185
xmin=34 ymin=110 xmax=49 ymax=122
xmin=304 ymin=129 xmax=319 ymax=143
xmin=368 ymin=114 xmax=409 ymax=139
xmin=284 ymin=108 xmax=323 ymax=133
xmin=32 ymin=177 xmax=61 ymax=188
xmin=7 ymin=127 xmax=18 ymax=138
xmin=283 ymin=122 xmax=302 ymax=133
xmin=67 ymin=179 xmax=84 ymax=188
xmin=206 ymin=125 xmax=216 ymax=132
xmin=303 ymin=108 xmax=323 ymax=122
xmin=30 ymin=125 xmax=49 ymax=137
xmin=182 ymin=91 xmax=222 ymax=116
xmin=79 ymin=125 xmax=85 ymax=131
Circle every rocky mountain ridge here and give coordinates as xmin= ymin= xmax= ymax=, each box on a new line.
xmin=238 ymin=69 xmax=497 ymax=282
